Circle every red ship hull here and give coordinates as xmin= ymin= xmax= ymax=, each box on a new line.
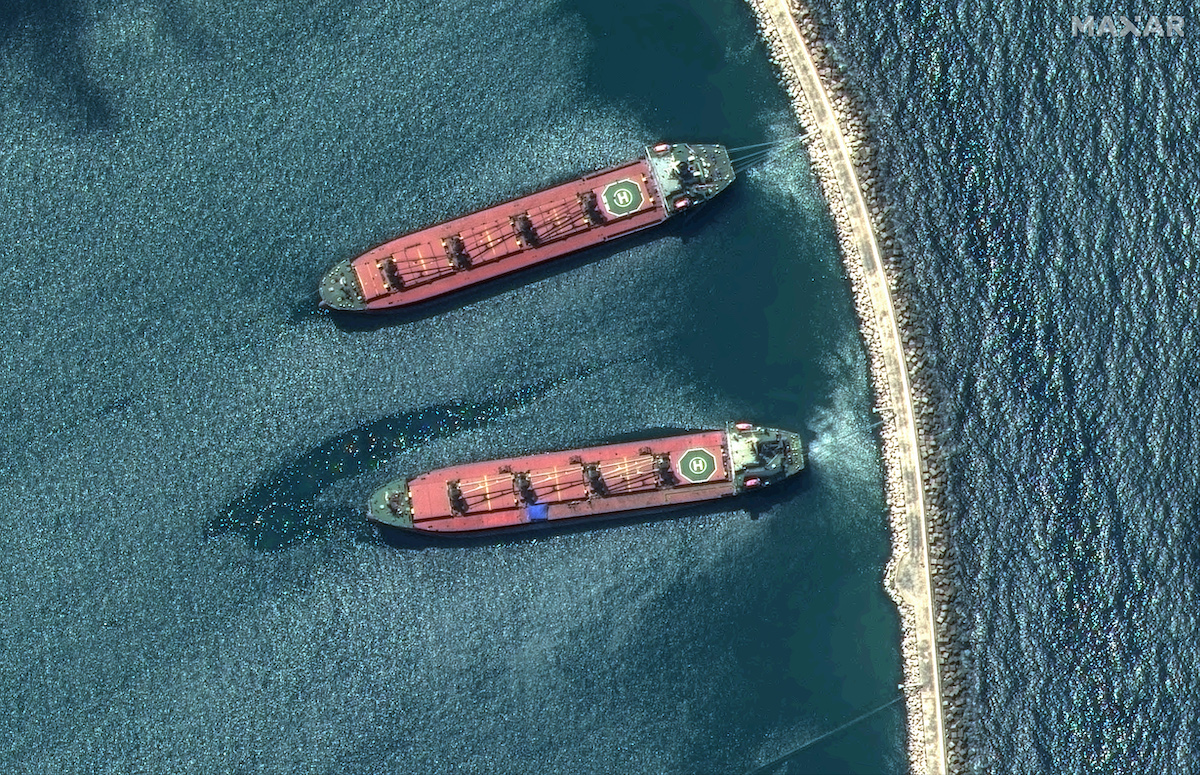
xmin=319 ymin=144 xmax=735 ymax=311
xmin=368 ymin=424 xmax=804 ymax=534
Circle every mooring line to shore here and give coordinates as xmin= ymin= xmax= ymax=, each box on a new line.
xmin=743 ymin=695 xmax=904 ymax=775
xmin=730 ymin=136 xmax=805 ymax=171
xmin=728 ymin=139 xmax=788 ymax=153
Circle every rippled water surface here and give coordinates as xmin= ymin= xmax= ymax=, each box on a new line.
xmin=1 ymin=1 xmax=906 ymax=773
xmin=806 ymin=0 xmax=1200 ymax=771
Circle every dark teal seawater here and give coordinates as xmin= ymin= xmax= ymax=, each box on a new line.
xmin=0 ymin=1 xmax=904 ymax=773
xmin=806 ymin=0 xmax=1200 ymax=772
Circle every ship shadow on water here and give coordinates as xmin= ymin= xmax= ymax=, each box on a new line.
xmin=285 ymin=191 xmax=736 ymax=331
xmin=206 ymin=376 xmax=578 ymax=552
xmin=210 ymin=407 xmax=812 ymax=552
xmin=372 ymin=467 xmax=814 ymax=551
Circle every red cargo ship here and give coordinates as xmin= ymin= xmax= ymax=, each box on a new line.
xmin=319 ymin=143 xmax=734 ymax=311
xmin=368 ymin=423 xmax=804 ymax=534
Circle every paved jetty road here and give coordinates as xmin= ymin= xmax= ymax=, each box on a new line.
xmin=750 ymin=1 xmax=949 ymax=773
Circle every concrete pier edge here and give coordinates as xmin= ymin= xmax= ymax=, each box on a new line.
xmin=744 ymin=1 xmax=961 ymax=773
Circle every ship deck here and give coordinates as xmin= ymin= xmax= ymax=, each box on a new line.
xmin=405 ymin=431 xmax=733 ymax=532
xmin=352 ymin=159 xmax=667 ymax=309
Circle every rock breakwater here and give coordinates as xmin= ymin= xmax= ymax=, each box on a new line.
xmin=745 ymin=1 xmax=966 ymax=773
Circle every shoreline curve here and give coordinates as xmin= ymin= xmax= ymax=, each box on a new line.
xmin=744 ymin=1 xmax=962 ymax=773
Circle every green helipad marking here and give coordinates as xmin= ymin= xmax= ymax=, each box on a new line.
xmin=602 ymin=179 xmax=644 ymax=216
xmin=678 ymin=448 xmax=718 ymax=483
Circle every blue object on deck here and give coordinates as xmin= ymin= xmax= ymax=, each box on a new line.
xmin=527 ymin=504 xmax=549 ymax=522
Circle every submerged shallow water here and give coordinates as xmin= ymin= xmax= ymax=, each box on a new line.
xmin=1 ymin=1 xmax=904 ymax=773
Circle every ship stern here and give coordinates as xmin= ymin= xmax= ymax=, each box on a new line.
xmin=645 ymin=142 xmax=736 ymax=215
xmin=368 ymin=479 xmax=414 ymax=529
xmin=726 ymin=422 xmax=805 ymax=493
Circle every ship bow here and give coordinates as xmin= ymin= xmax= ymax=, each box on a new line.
xmin=368 ymin=479 xmax=414 ymax=529
xmin=319 ymin=259 xmax=367 ymax=310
